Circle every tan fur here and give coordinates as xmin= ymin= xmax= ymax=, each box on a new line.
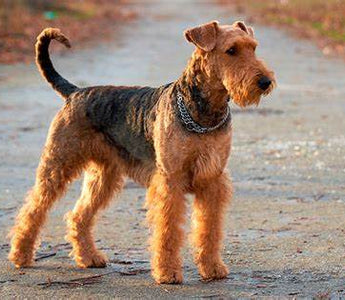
xmin=8 ymin=20 xmax=275 ymax=284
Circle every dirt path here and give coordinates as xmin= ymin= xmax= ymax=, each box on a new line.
xmin=1 ymin=0 xmax=345 ymax=298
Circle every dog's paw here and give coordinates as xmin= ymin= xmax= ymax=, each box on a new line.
xmin=75 ymin=251 xmax=107 ymax=268
xmin=8 ymin=249 xmax=34 ymax=268
xmin=152 ymin=269 xmax=183 ymax=284
xmin=199 ymin=261 xmax=229 ymax=281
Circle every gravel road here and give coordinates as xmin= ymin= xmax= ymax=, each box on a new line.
xmin=1 ymin=0 xmax=345 ymax=298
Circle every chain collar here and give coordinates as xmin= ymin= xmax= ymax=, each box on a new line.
xmin=176 ymin=91 xmax=231 ymax=134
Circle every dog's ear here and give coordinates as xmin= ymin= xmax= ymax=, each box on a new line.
xmin=184 ymin=21 xmax=219 ymax=52
xmin=233 ymin=21 xmax=254 ymax=37
xmin=247 ymin=26 xmax=255 ymax=37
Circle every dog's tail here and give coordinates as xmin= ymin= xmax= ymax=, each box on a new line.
xmin=36 ymin=28 xmax=78 ymax=99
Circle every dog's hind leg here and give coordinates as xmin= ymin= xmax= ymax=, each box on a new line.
xmin=8 ymin=116 xmax=86 ymax=268
xmin=191 ymin=173 xmax=232 ymax=280
xmin=65 ymin=161 xmax=124 ymax=268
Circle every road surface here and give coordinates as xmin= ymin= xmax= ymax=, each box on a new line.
xmin=1 ymin=0 xmax=345 ymax=298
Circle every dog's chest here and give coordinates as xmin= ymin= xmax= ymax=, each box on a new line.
xmin=190 ymin=133 xmax=232 ymax=183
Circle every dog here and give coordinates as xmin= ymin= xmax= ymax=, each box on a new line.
xmin=8 ymin=20 xmax=275 ymax=284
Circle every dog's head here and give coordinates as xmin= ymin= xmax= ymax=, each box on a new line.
xmin=184 ymin=20 xmax=276 ymax=107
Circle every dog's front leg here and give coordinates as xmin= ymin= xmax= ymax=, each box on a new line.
xmin=192 ymin=172 xmax=232 ymax=280
xmin=146 ymin=171 xmax=186 ymax=284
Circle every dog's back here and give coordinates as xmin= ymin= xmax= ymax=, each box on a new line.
xmin=83 ymin=84 xmax=169 ymax=162
xmin=35 ymin=27 xmax=170 ymax=164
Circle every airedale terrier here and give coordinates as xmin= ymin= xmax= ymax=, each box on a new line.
xmin=8 ymin=20 xmax=275 ymax=284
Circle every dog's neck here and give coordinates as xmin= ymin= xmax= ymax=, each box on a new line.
xmin=176 ymin=52 xmax=229 ymax=127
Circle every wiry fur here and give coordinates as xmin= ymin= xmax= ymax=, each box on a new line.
xmin=8 ymin=21 xmax=275 ymax=284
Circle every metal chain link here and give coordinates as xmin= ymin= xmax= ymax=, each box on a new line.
xmin=176 ymin=92 xmax=231 ymax=134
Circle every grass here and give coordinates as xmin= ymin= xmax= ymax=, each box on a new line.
xmin=219 ymin=0 xmax=345 ymax=56
xmin=0 ymin=0 xmax=137 ymax=64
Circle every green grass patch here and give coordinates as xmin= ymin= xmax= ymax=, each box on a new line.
xmin=312 ymin=22 xmax=345 ymax=42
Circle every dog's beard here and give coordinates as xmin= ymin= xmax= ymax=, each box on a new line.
xmin=228 ymin=86 xmax=261 ymax=107
xmin=228 ymin=78 xmax=275 ymax=108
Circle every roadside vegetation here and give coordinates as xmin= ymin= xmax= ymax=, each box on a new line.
xmin=0 ymin=0 xmax=136 ymax=64
xmin=219 ymin=0 xmax=345 ymax=57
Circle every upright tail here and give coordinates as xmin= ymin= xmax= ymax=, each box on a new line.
xmin=35 ymin=28 xmax=78 ymax=99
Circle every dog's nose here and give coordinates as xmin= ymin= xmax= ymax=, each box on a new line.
xmin=258 ymin=76 xmax=271 ymax=91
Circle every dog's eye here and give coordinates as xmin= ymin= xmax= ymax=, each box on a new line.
xmin=226 ymin=47 xmax=236 ymax=56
